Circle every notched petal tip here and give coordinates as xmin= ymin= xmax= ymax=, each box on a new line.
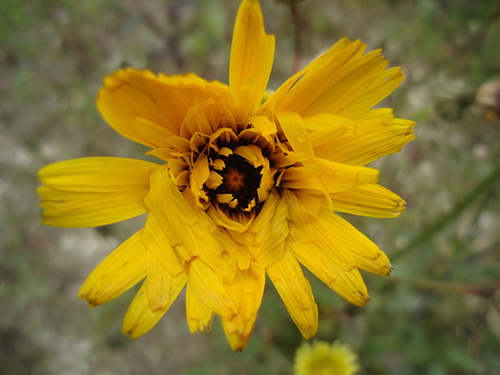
xmin=352 ymin=289 xmax=371 ymax=307
xmin=222 ymin=325 xmax=255 ymax=352
xmin=79 ymin=295 xmax=99 ymax=309
xmin=230 ymin=0 xmax=275 ymax=117
xmin=385 ymin=263 xmax=395 ymax=277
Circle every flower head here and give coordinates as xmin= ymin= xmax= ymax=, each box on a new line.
xmin=38 ymin=0 xmax=415 ymax=351
xmin=294 ymin=340 xmax=360 ymax=375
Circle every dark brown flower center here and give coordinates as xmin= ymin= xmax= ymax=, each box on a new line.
xmin=216 ymin=154 xmax=263 ymax=210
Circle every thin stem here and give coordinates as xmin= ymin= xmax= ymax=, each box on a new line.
xmin=388 ymin=277 xmax=500 ymax=298
xmin=288 ymin=2 xmax=303 ymax=75
xmin=392 ymin=163 xmax=500 ymax=262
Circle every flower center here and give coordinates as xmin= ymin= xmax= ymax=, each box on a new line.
xmin=217 ymin=154 xmax=263 ymax=210
xmin=164 ymin=103 xmax=296 ymax=226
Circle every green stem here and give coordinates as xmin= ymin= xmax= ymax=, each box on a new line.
xmin=388 ymin=277 xmax=500 ymax=297
xmin=392 ymin=163 xmax=500 ymax=262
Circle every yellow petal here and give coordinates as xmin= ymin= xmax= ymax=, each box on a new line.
xmin=206 ymin=170 xmax=224 ymax=190
xmin=122 ymin=272 xmax=187 ymax=339
xmin=249 ymin=115 xmax=277 ymax=137
xmin=97 ymin=69 xmax=179 ymax=145
xmin=97 ymin=69 xmax=234 ymax=145
xmin=207 ymin=204 xmax=255 ymax=233
xmin=147 ymin=74 xmax=216 ymax=130
xmin=79 ymin=229 xmax=146 ymax=306
xmin=305 ymin=114 xmax=357 ymax=156
xmin=288 ymin=209 xmax=371 ymax=306
xmin=257 ymin=166 xmax=277 ymax=203
xmin=302 ymin=51 xmax=395 ymax=117
xmin=316 ymin=159 xmax=380 ymax=193
xmin=147 ymin=166 xmax=200 ymax=262
xmin=233 ymin=144 xmax=270 ymax=168
xmin=290 ymin=238 xmax=369 ymax=307
xmin=291 ymin=212 xmax=356 ymax=271
xmin=148 ymin=167 xmax=227 ymax=278
xmin=315 ymin=117 xmax=416 ymax=166
xmin=39 ymin=188 xmax=149 ymax=228
xmin=203 ymin=100 xmax=238 ymax=133
xmin=142 ymin=213 xmax=184 ymax=276
xmin=187 ymin=258 xmax=237 ymax=320
xmin=311 ymin=207 xmax=392 ymax=276
xmin=131 ymin=117 xmax=177 ymax=149
xmin=186 ymin=197 xmax=226 ymax=274
xmin=38 ymin=157 xmax=159 ymax=192
xmin=221 ymin=232 xmax=253 ymax=270
xmin=221 ymin=267 xmax=265 ymax=351
xmin=250 ymin=191 xmax=289 ymax=269
xmin=259 ymin=39 xmax=365 ymax=116
xmin=339 ymin=67 xmax=405 ymax=117
xmin=284 ymin=189 xmax=322 ymax=225
xmin=145 ymin=79 xmax=191 ymax=130
xmin=282 ymin=159 xmax=379 ymax=195
xmin=186 ymin=285 xmax=214 ymax=333
xmin=266 ymin=250 xmax=318 ymax=339
xmin=164 ymin=136 xmax=192 ymax=154
xmin=348 ymin=107 xmax=395 ymax=123
xmin=229 ymin=0 xmax=275 ymax=119
xmin=190 ymin=153 xmax=210 ymax=205
xmin=249 ymin=188 xmax=281 ymax=233
xmin=275 ymin=111 xmax=315 ymax=160
xmin=303 ymin=113 xmax=356 ymax=134
xmin=299 ymin=206 xmax=389 ymax=278
xmin=146 ymin=250 xmax=172 ymax=310
xmin=38 ymin=157 xmax=158 ymax=227
xmin=154 ymin=73 xmax=234 ymax=125
xmin=182 ymin=103 xmax=213 ymax=138
xmin=164 ymin=159 xmax=189 ymax=181
xmin=222 ymin=251 xmax=239 ymax=285
xmin=260 ymin=38 xmax=404 ymax=119
xmin=330 ymin=183 xmax=406 ymax=218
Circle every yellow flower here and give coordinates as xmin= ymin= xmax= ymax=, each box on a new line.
xmin=38 ymin=0 xmax=415 ymax=351
xmin=294 ymin=340 xmax=360 ymax=375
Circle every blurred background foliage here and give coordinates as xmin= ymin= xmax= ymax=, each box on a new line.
xmin=1 ymin=0 xmax=500 ymax=374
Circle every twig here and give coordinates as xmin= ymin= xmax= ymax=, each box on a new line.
xmin=392 ymin=163 xmax=500 ymax=262
xmin=389 ymin=277 xmax=500 ymax=299
xmin=287 ymin=2 xmax=303 ymax=75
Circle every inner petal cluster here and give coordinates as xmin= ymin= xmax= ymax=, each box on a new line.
xmin=202 ymin=127 xmax=279 ymax=214
xmin=159 ymin=97 xmax=289 ymax=228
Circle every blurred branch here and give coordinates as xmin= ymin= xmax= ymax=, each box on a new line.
xmin=289 ymin=2 xmax=302 ymax=75
xmin=471 ymin=308 xmax=487 ymax=365
xmin=392 ymin=163 xmax=500 ymax=262
xmin=277 ymin=0 xmax=305 ymax=75
xmin=389 ymin=277 xmax=500 ymax=299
